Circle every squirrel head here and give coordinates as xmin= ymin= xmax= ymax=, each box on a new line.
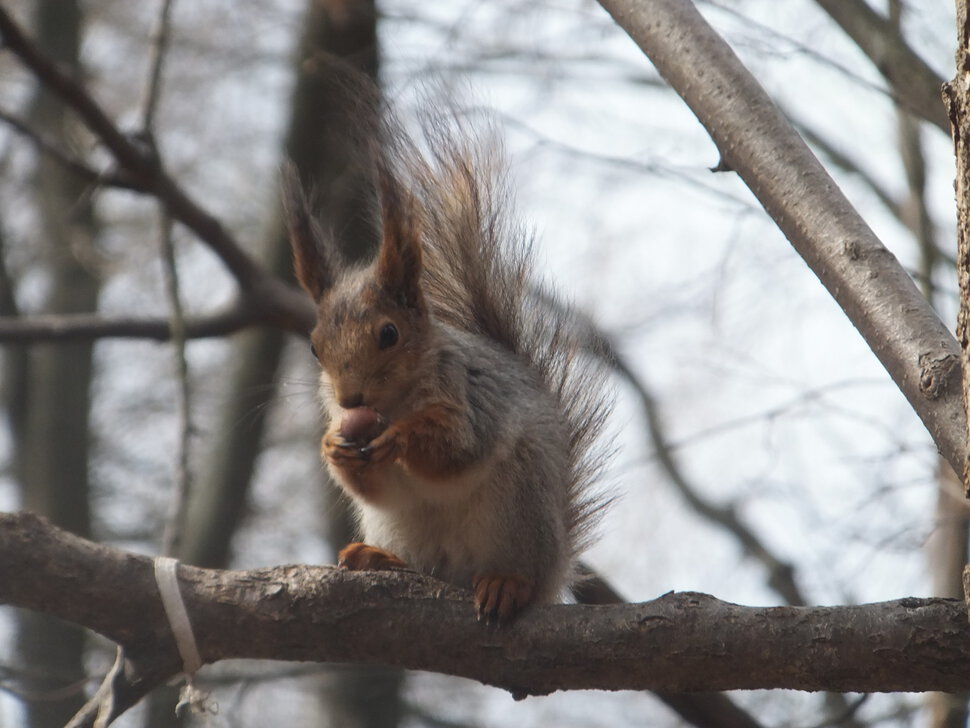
xmin=283 ymin=162 xmax=431 ymax=420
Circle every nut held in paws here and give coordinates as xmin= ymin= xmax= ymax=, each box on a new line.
xmin=339 ymin=406 xmax=387 ymax=446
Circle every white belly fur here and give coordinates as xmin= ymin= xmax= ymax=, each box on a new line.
xmin=353 ymin=459 xmax=503 ymax=588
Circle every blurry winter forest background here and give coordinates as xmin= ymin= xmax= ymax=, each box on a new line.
xmin=0 ymin=0 xmax=963 ymax=726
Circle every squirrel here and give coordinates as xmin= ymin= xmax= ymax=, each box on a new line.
xmin=282 ymin=113 xmax=610 ymax=623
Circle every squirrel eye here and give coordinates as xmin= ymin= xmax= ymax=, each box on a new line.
xmin=378 ymin=323 xmax=399 ymax=350
xmin=309 ymin=342 xmax=319 ymax=360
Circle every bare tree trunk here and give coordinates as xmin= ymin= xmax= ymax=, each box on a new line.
xmin=871 ymin=0 xmax=970 ymax=723
xmin=177 ymin=0 xmax=381 ymax=571
xmin=925 ymin=461 xmax=970 ymax=728
xmin=947 ymin=0 xmax=970 ymax=484
xmin=285 ymin=4 xmax=409 ymax=726
xmin=945 ymin=28 xmax=970 ymax=725
xmin=148 ymin=0 xmax=403 ymax=726
xmin=11 ymin=2 xmax=99 ymax=726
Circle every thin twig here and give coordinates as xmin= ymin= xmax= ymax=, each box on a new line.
xmin=136 ymin=0 xmax=193 ymax=558
xmin=0 ymin=307 xmax=242 ymax=342
xmin=616 ymin=350 xmax=808 ymax=606
xmin=545 ymin=292 xmax=808 ymax=606
xmin=0 ymin=279 xmax=314 ymax=342
xmin=158 ymin=212 xmax=192 ymax=557
xmin=0 ymin=107 xmax=142 ymax=191
xmin=142 ymin=0 xmax=176 ymax=134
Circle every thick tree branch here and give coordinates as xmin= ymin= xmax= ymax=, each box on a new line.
xmin=596 ymin=0 xmax=966 ymax=475
xmin=572 ymin=566 xmax=769 ymax=728
xmin=3 ymin=509 xmax=970 ymax=724
xmin=794 ymin=118 xmax=900 ymax=220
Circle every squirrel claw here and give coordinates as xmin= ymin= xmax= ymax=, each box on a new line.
xmin=359 ymin=427 xmax=399 ymax=464
xmin=474 ymin=574 xmax=534 ymax=625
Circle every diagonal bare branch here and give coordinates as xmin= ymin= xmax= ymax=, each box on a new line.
xmin=157 ymin=211 xmax=193 ymax=558
xmin=812 ymin=0 xmax=950 ymax=135
xmin=0 ymin=107 xmax=144 ymax=191
xmin=549 ymin=295 xmax=807 ymax=606
xmin=596 ymin=0 xmax=965 ymax=475
xmin=0 ymin=6 xmax=320 ymax=343
xmin=140 ymin=0 xmax=176 ymax=134
xmin=0 ymin=7 xmax=263 ymax=290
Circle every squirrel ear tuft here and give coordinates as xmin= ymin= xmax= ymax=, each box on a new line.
xmin=376 ymin=164 xmax=424 ymax=310
xmin=281 ymin=161 xmax=335 ymax=301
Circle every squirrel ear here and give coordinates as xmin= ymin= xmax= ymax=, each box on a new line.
xmin=281 ymin=161 xmax=335 ymax=301
xmin=376 ymin=165 xmax=424 ymax=310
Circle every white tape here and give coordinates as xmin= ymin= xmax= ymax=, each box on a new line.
xmin=153 ymin=556 xmax=203 ymax=677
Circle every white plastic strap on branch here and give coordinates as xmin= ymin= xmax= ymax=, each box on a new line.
xmin=153 ymin=556 xmax=216 ymax=715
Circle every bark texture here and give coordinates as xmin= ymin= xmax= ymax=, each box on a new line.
xmin=947 ymin=1 xmax=970 ymax=495
xmin=596 ymin=0 xmax=965 ymax=475
xmin=3 ymin=511 xmax=970 ymax=724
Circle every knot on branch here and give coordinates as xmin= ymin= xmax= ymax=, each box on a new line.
xmin=918 ymin=351 xmax=960 ymax=400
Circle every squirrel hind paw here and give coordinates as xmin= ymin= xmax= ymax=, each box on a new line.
xmin=474 ymin=574 xmax=535 ymax=625
xmin=338 ymin=542 xmax=408 ymax=571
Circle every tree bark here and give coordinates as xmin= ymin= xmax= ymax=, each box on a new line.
xmin=3 ymin=510 xmax=970 ymax=724
xmin=947 ymin=3 xmax=970 ymax=496
xmin=596 ymin=0 xmax=966 ymax=475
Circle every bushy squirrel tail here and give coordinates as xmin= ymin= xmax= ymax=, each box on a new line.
xmin=383 ymin=112 xmax=614 ymax=557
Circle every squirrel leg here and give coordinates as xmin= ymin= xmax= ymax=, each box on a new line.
xmin=473 ymin=574 xmax=535 ymax=624
xmin=338 ymin=542 xmax=408 ymax=571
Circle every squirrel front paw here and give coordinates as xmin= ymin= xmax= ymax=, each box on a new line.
xmin=322 ymin=431 xmax=363 ymax=466
xmin=322 ymin=425 xmax=400 ymax=468
xmin=338 ymin=542 xmax=408 ymax=571
xmin=473 ymin=573 xmax=535 ymax=625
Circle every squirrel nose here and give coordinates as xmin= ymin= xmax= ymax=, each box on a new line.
xmin=339 ymin=392 xmax=364 ymax=409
